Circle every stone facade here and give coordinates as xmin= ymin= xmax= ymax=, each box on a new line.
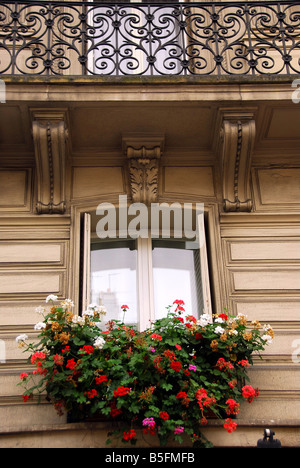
xmin=0 ymin=0 xmax=299 ymax=448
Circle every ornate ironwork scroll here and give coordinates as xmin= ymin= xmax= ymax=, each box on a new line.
xmin=0 ymin=1 xmax=299 ymax=76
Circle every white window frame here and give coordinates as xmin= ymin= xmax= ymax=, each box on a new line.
xmin=81 ymin=211 xmax=212 ymax=330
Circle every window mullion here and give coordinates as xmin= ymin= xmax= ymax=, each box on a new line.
xmin=198 ymin=213 xmax=212 ymax=317
xmin=136 ymin=237 xmax=155 ymax=330
xmin=80 ymin=212 xmax=91 ymax=313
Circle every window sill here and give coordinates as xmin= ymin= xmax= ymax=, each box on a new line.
xmin=1 ymin=418 xmax=299 ymax=436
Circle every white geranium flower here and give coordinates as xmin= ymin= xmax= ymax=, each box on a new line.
xmin=97 ymin=306 xmax=107 ymax=316
xmin=214 ymin=326 xmax=225 ymax=335
xmin=262 ymin=334 xmax=273 ymax=345
xmin=215 ymin=317 xmax=224 ymax=323
xmin=82 ymin=309 xmax=94 ymax=317
xmin=34 ymin=322 xmax=46 ymax=331
xmin=197 ymin=313 xmax=211 ymax=327
xmin=45 ymin=294 xmax=58 ymax=303
xmin=94 ymin=336 xmax=106 ymax=349
xmin=87 ymin=303 xmax=98 ymax=310
xmin=35 ymin=306 xmax=46 ymax=315
xmin=87 ymin=304 xmax=107 ymax=316
xmin=16 ymin=334 xmax=28 ymax=344
xmin=233 ymin=312 xmax=247 ymax=322
xmin=72 ymin=315 xmax=84 ymax=324
xmin=61 ymin=299 xmax=74 ymax=310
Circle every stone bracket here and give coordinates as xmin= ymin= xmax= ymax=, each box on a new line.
xmin=122 ymin=133 xmax=164 ymax=205
xmin=217 ymin=108 xmax=256 ymax=212
xmin=31 ymin=109 xmax=68 ymax=215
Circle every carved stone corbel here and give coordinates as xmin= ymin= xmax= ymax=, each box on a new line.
xmin=122 ymin=133 xmax=164 ymax=205
xmin=218 ymin=109 xmax=256 ymax=212
xmin=31 ymin=109 xmax=68 ymax=214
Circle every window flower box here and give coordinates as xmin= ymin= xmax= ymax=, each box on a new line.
xmin=17 ymin=296 xmax=273 ymax=448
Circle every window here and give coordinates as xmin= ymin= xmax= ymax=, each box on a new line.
xmin=81 ymin=211 xmax=212 ymax=330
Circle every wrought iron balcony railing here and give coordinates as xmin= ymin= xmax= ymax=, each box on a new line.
xmin=0 ymin=1 xmax=299 ymax=77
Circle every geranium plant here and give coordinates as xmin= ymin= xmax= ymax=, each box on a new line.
xmin=17 ymin=296 xmax=274 ymax=448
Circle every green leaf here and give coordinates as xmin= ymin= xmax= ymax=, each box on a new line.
xmin=73 ymin=337 xmax=85 ymax=346
xmin=160 ymin=382 xmax=173 ymax=391
xmin=76 ymin=394 xmax=87 ymax=404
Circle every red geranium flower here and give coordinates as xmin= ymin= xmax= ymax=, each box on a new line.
xmin=176 ymin=391 xmax=188 ymax=399
xmin=53 ymin=354 xmax=64 ymax=366
xmin=224 ymin=418 xmax=237 ymax=433
xmin=174 ymin=316 xmax=184 ymax=323
xmin=79 ymin=345 xmax=94 ymax=355
xmin=173 ymin=299 xmax=185 ymax=306
xmin=95 ymin=375 xmax=108 ymax=384
xmin=150 ymin=333 xmax=162 ymax=341
xmin=31 ymin=351 xmax=46 ymax=365
xmin=242 ymin=385 xmax=259 ymax=403
xmin=218 ymin=313 xmax=228 ymax=321
xmin=228 ymin=379 xmax=237 ymax=389
xmin=114 ymin=386 xmax=130 ymax=397
xmin=173 ymin=299 xmax=185 ymax=313
xmin=186 ymin=315 xmax=197 ymax=323
xmin=225 ymin=398 xmax=240 ymax=415
xmin=238 ymin=359 xmax=249 ymax=368
xmin=66 ymin=358 xmax=77 ymax=370
xmin=110 ymin=401 xmax=122 ymax=418
xmin=159 ymin=411 xmax=169 ymax=420
xmin=85 ymin=388 xmax=98 ymax=399
xmin=170 ymin=360 xmax=182 ymax=371
xmin=123 ymin=429 xmax=136 ymax=441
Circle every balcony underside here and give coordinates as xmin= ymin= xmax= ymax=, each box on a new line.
xmin=1 ymin=76 xmax=299 ymax=166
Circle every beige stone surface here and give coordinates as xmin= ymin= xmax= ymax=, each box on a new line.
xmin=0 ymin=61 xmax=299 ymax=448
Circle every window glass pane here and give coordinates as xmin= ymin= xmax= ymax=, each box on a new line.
xmin=90 ymin=241 xmax=137 ymax=326
xmin=152 ymin=241 xmax=203 ymax=320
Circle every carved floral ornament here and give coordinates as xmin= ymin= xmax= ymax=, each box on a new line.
xmin=123 ymin=134 xmax=165 ymax=206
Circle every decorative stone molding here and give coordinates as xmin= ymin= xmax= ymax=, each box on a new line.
xmin=217 ymin=108 xmax=256 ymax=212
xmin=31 ymin=109 xmax=68 ymax=214
xmin=122 ymin=133 xmax=164 ymax=205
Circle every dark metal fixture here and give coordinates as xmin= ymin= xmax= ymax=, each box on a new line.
xmin=257 ymin=429 xmax=282 ymax=448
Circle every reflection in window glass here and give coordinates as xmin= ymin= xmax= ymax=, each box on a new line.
xmin=152 ymin=241 xmax=203 ymax=320
xmin=90 ymin=241 xmax=137 ymax=325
